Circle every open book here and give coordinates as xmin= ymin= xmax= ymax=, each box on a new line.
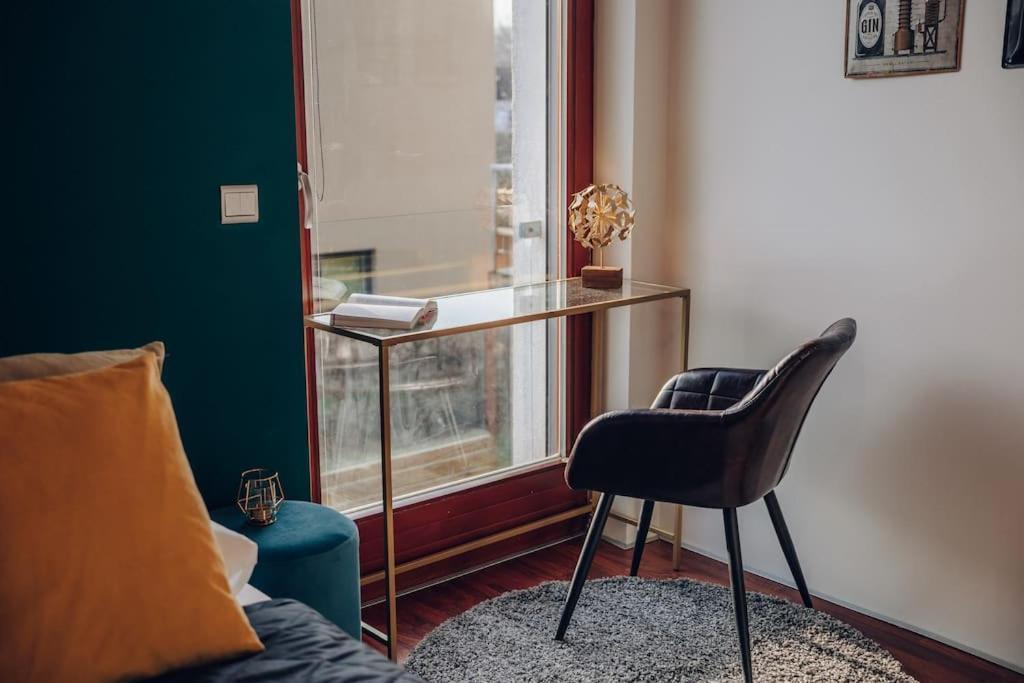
xmin=329 ymin=294 xmax=438 ymax=330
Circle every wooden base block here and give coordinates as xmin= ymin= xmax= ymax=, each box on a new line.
xmin=581 ymin=265 xmax=623 ymax=289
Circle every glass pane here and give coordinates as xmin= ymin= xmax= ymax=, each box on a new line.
xmin=305 ymin=0 xmax=555 ymax=512
xmin=316 ymin=324 xmax=551 ymax=510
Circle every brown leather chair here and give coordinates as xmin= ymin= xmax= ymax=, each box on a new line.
xmin=554 ymin=319 xmax=856 ymax=683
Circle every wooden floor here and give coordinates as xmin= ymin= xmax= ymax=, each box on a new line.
xmin=365 ymin=537 xmax=1022 ymax=682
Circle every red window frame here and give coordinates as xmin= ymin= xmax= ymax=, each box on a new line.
xmin=564 ymin=0 xmax=595 ymax=453
xmin=290 ymin=0 xmax=595 ymax=589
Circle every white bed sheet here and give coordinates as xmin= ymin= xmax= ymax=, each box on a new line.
xmin=237 ymin=583 xmax=271 ymax=606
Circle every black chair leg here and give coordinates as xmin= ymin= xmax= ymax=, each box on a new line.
xmin=629 ymin=499 xmax=655 ymax=577
xmin=555 ymin=492 xmax=615 ymax=641
xmin=764 ymin=491 xmax=813 ymax=608
xmin=723 ymin=508 xmax=754 ymax=683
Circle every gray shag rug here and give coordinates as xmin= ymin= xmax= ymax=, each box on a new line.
xmin=406 ymin=577 xmax=916 ymax=682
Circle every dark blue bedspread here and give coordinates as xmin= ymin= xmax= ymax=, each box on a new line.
xmin=149 ymin=599 xmax=425 ymax=682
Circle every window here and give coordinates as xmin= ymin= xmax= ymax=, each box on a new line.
xmin=302 ymin=0 xmax=562 ymax=514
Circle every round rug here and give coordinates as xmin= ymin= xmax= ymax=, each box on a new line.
xmin=406 ymin=577 xmax=916 ymax=682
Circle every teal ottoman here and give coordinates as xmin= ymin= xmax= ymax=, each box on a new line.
xmin=210 ymin=500 xmax=362 ymax=640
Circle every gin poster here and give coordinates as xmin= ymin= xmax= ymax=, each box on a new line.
xmin=845 ymin=0 xmax=965 ymax=78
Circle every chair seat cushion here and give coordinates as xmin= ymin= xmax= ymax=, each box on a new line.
xmin=148 ymin=599 xmax=423 ymax=682
xmin=652 ymin=368 xmax=766 ymax=411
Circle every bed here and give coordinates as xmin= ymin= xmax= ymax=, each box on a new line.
xmin=147 ymin=597 xmax=423 ymax=682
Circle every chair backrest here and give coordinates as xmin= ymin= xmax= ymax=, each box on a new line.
xmin=724 ymin=318 xmax=856 ymax=505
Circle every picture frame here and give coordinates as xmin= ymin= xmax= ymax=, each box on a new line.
xmin=845 ymin=0 xmax=966 ymax=79
xmin=1005 ymin=0 xmax=1024 ymax=68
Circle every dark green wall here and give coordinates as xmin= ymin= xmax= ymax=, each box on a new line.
xmin=2 ymin=2 xmax=311 ymax=507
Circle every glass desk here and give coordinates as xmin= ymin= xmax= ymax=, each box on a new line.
xmin=305 ymin=277 xmax=690 ymax=659
xmin=306 ymin=277 xmax=688 ymax=348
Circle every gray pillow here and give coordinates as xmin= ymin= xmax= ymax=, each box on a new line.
xmin=0 ymin=342 xmax=166 ymax=382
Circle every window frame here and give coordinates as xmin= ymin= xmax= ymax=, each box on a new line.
xmin=290 ymin=0 xmax=595 ymax=591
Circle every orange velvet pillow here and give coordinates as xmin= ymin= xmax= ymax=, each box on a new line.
xmin=0 ymin=352 xmax=263 ymax=682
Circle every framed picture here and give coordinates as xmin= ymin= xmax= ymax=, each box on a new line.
xmin=1005 ymin=0 xmax=1024 ymax=68
xmin=845 ymin=0 xmax=965 ymax=78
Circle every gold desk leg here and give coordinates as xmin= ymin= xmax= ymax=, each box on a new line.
xmin=673 ymin=295 xmax=690 ymax=571
xmin=377 ymin=346 xmax=398 ymax=661
xmin=672 ymin=503 xmax=683 ymax=570
xmin=681 ymin=294 xmax=690 ymax=374
xmin=590 ymin=309 xmax=605 ymax=418
xmin=586 ymin=311 xmax=606 ymax=509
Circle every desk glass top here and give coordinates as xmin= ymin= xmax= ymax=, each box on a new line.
xmin=305 ymin=277 xmax=688 ymax=346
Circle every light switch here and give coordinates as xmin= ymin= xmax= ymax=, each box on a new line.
xmin=221 ymin=185 xmax=259 ymax=224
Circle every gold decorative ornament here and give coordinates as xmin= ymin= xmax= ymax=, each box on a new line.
xmin=568 ymin=183 xmax=634 ymax=288
xmin=236 ymin=468 xmax=285 ymax=526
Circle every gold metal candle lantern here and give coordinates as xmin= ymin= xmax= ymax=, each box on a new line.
xmin=568 ymin=183 xmax=634 ymax=289
xmin=236 ymin=468 xmax=285 ymax=526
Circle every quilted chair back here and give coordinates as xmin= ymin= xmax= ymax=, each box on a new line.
xmin=725 ymin=318 xmax=857 ymax=504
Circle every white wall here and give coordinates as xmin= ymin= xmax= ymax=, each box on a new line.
xmin=598 ymin=0 xmax=1024 ymax=671
xmin=593 ymin=0 xmax=687 ymax=546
